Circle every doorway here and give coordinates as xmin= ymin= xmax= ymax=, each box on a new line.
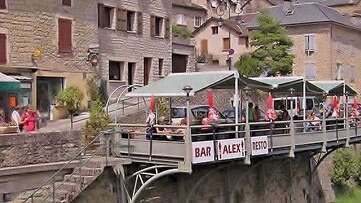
xmin=172 ymin=54 xmax=188 ymax=73
xmin=37 ymin=77 xmax=63 ymax=119
xmin=144 ymin=58 xmax=152 ymax=85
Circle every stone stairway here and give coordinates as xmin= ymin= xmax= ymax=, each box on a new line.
xmin=13 ymin=158 xmax=127 ymax=203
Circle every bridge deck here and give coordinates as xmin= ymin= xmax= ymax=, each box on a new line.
xmin=110 ymin=118 xmax=361 ymax=170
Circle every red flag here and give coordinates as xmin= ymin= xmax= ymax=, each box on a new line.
xmin=266 ymin=92 xmax=273 ymax=109
xmin=207 ymin=89 xmax=215 ymax=108
xmin=149 ymin=96 xmax=155 ymax=112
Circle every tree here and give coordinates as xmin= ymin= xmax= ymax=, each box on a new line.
xmin=82 ymin=99 xmax=110 ymax=145
xmin=331 ymin=148 xmax=360 ymax=187
xmin=236 ymin=11 xmax=294 ymax=76
xmin=235 ymin=54 xmax=261 ymax=77
xmin=57 ymin=86 xmax=84 ymax=129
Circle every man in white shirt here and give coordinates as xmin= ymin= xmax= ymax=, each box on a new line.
xmin=11 ymin=106 xmax=22 ymax=132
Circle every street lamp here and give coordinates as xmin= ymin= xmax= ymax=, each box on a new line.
xmin=243 ymin=86 xmax=251 ymax=165
xmin=208 ymin=0 xmax=253 ymax=71
xmin=183 ymin=85 xmax=193 ymax=170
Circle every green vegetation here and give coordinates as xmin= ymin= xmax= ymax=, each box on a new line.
xmin=83 ymin=99 xmax=110 ymax=145
xmin=172 ymin=24 xmax=192 ymax=39
xmin=336 ymin=187 xmax=361 ymax=203
xmin=57 ymin=86 xmax=84 ymax=129
xmin=83 ymin=76 xmax=110 ymax=145
xmin=331 ymin=148 xmax=360 ymax=187
xmin=236 ymin=11 xmax=294 ymax=77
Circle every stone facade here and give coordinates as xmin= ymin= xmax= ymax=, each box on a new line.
xmin=0 ymin=130 xmax=81 ymax=168
xmin=193 ymin=20 xmax=361 ymax=93
xmin=0 ymin=0 xmax=98 ymax=110
xmin=97 ymin=0 xmax=173 ymax=94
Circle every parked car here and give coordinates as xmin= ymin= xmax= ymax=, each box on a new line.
xmin=171 ymin=105 xmax=233 ymax=141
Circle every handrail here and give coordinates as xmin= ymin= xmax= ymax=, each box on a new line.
xmin=23 ymin=130 xmax=112 ymax=203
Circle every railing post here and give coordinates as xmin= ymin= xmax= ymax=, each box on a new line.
xmin=31 ymin=196 xmax=34 ymax=203
xmin=289 ymin=118 xmax=295 ymax=158
xmin=345 ymin=98 xmax=350 ymax=147
xmin=244 ymin=99 xmax=251 ymax=165
xmin=106 ymin=133 xmax=110 ymax=166
xmin=52 ymin=182 xmax=55 ymax=203
xmin=322 ymin=110 xmax=327 ymax=153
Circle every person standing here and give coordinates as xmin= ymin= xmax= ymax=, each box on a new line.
xmin=11 ymin=106 xmax=22 ymax=132
xmin=22 ymin=106 xmax=37 ymax=132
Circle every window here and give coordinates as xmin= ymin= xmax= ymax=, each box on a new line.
xmin=223 ymin=38 xmax=230 ymax=50
xmin=0 ymin=34 xmax=6 ymax=64
xmin=305 ymin=34 xmax=316 ymax=55
xmin=62 ymin=0 xmax=71 ymax=6
xmin=98 ymin=4 xmax=115 ymax=29
xmin=109 ymin=61 xmax=124 ymax=81
xmin=58 ymin=18 xmax=72 ymax=53
xmin=158 ymin=58 xmax=164 ymax=76
xmin=176 ymin=14 xmax=186 ymax=25
xmin=336 ymin=63 xmax=343 ymax=80
xmin=211 ymin=26 xmax=218 ymax=35
xmin=127 ymin=11 xmax=136 ymax=31
xmin=155 ymin=16 xmax=164 ymax=37
xmin=194 ymin=16 xmax=202 ymax=27
xmin=0 ymin=0 xmax=6 ymax=9
xmin=304 ymin=63 xmax=316 ymax=80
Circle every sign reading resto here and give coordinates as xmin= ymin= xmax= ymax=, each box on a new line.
xmin=251 ymin=136 xmax=269 ymax=156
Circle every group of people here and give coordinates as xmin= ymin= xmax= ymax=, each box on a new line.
xmin=10 ymin=106 xmax=38 ymax=132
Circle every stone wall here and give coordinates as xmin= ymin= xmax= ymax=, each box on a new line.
xmin=76 ymin=154 xmax=330 ymax=203
xmin=0 ymin=131 xmax=81 ymax=168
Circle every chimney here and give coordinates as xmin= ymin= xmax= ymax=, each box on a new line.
xmin=283 ymin=0 xmax=295 ymax=15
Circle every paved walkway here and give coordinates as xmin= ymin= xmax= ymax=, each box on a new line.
xmin=38 ymin=98 xmax=147 ymax=132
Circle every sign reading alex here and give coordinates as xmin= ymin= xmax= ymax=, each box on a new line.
xmin=192 ymin=138 xmax=246 ymax=164
xmin=216 ymin=138 xmax=245 ymax=161
xmin=192 ymin=141 xmax=215 ymax=164
xmin=251 ymin=136 xmax=269 ymax=156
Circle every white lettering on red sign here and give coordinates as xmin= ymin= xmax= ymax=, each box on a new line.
xmin=216 ymin=138 xmax=245 ymax=160
xmin=192 ymin=141 xmax=215 ymax=164
xmin=251 ymin=136 xmax=269 ymax=156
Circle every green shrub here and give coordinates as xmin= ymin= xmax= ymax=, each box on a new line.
xmin=82 ymin=99 xmax=110 ymax=145
xmin=172 ymin=24 xmax=192 ymax=39
xmin=331 ymin=148 xmax=360 ymax=186
xmin=57 ymin=86 xmax=84 ymax=128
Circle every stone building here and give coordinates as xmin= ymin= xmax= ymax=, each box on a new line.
xmin=97 ymin=0 xmax=173 ymax=95
xmin=172 ymin=0 xmax=207 ymax=73
xmin=192 ymin=3 xmax=361 ymax=92
xmin=0 ymin=0 xmax=98 ymax=119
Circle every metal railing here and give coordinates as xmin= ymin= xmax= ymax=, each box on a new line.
xmin=22 ymin=130 xmax=113 ymax=203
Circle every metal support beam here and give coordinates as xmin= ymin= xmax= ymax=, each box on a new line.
xmin=244 ymin=99 xmax=251 ymax=165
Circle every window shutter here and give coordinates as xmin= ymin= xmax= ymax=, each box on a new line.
xmin=0 ymin=0 xmax=6 ymax=9
xmin=200 ymin=39 xmax=208 ymax=56
xmin=58 ymin=18 xmax=72 ymax=53
xmin=165 ymin=18 xmax=170 ymax=39
xmin=116 ymin=8 xmax=127 ymax=31
xmin=137 ymin=12 xmax=143 ymax=35
xmin=150 ymin=16 xmax=156 ymax=37
xmin=62 ymin=0 xmax=71 ymax=6
xmin=0 ymin=34 xmax=6 ymax=64
xmin=309 ymin=34 xmax=315 ymax=51
xmin=98 ymin=4 xmax=105 ymax=28
xmin=304 ymin=35 xmax=309 ymax=51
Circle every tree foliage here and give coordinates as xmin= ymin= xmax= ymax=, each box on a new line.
xmin=235 ymin=54 xmax=261 ymax=77
xmin=236 ymin=11 xmax=294 ymax=76
xmin=331 ymin=148 xmax=360 ymax=186
xmin=82 ymin=99 xmax=110 ymax=145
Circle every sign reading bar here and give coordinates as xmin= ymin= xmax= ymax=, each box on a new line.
xmin=216 ymin=138 xmax=245 ymax=161
xmin=251 ymin=136 xmax=269 ymax=156
xmin=192 ymin=141 xmax=215 ymax=164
